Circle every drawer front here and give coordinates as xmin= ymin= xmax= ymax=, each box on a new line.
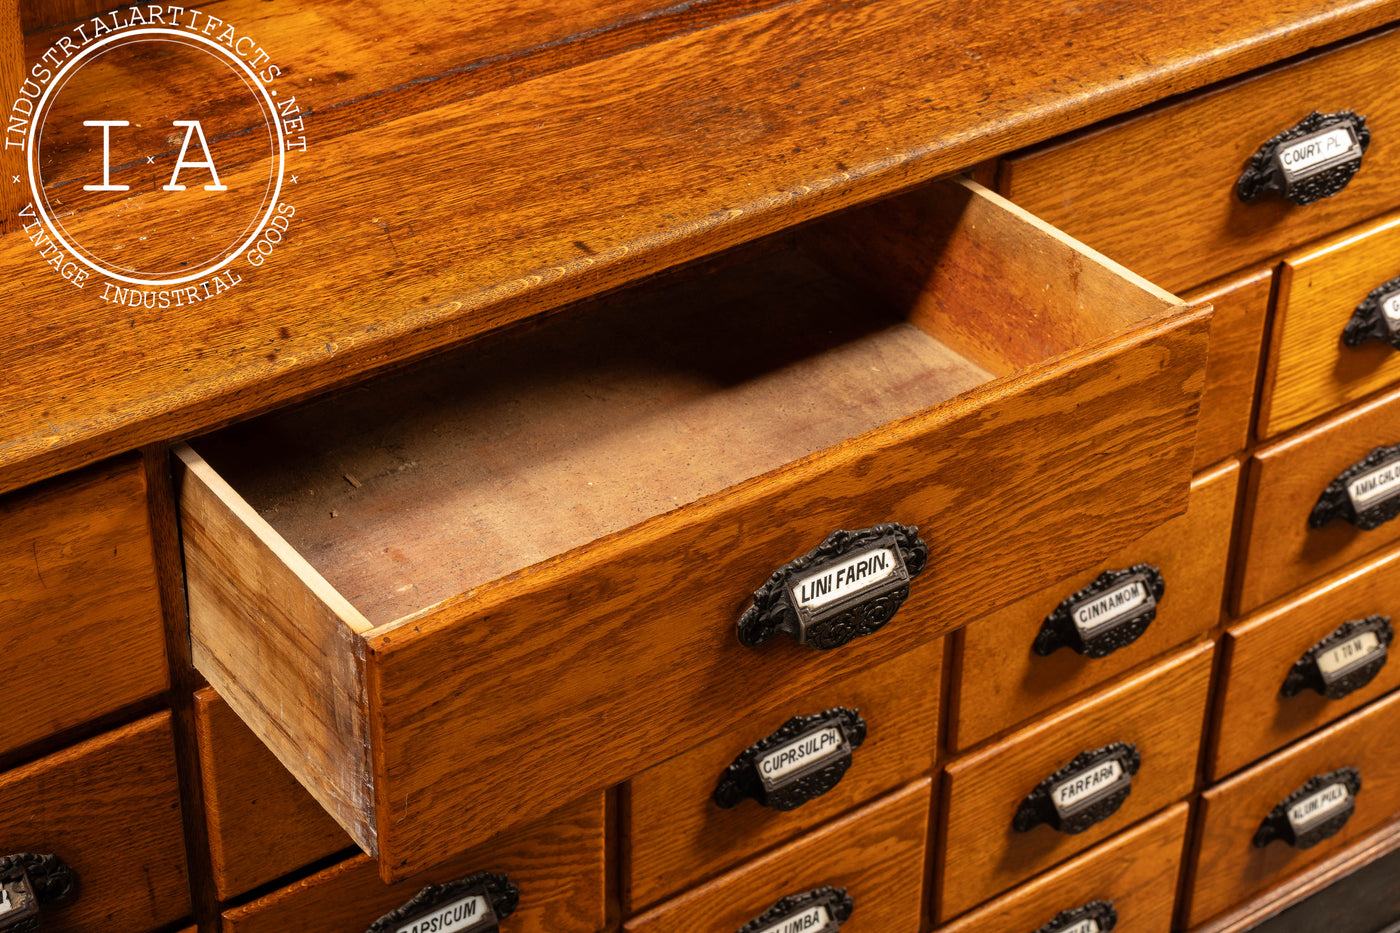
xmin=1262 ymin=210 xmax=1400 ymax=439
xmin=1236 ymin=383 xmax=1400 ymax=614
xmin=951 ymin=461 xmax=1235 ymax=751
xmin=624 ymin=778 xmax=930 ymax=933
xmin=624 ymin=640 xmax=940 ymax=911
xmin=938 ymin=641 xmax=1213 ymax=920
xmin=0 ymin=456 xmax=166 ymax=757
xmin=1185 ymin=269 xmax=1272 ymax=471
xmin=1001 ymin=25 xmax=1400 ymax=295
xmin=1186 ymin=688 xmax=1400 ymax=928
xmin=194 ymin=688 xmax=352 ymax=900
xmin=938 ymin=803 xmax=1189 ymax=933
xmin=1214 ymin=541 xmax=1400 ymax=780
xmin=0 ymin=712 xmax=188 ymax=932
xmin=221 ymin=793 xmax=606 ymax=933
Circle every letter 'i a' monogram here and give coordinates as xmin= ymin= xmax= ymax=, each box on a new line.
xmin=83 ymin=119 xmax=228 ymax=193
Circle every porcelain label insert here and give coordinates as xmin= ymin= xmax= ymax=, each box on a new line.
xmin=792 ymin=546 xmax=897 ymax=612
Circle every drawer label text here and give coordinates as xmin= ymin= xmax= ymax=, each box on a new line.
xmin=1382 ymin=293 xmax=1400 ymax=327
xmin=754 ymin=905 xmax=832 ymax=933
xmin=1279 ymin=127 xmax=1359 ymax=178
xmin=792 ymin=547 xmax=896 ymax=613
xmin=758 ymin=726 xmax=847 ymax=787
xmin=1052 ymin=759 xmax=1124 ymax=813
xmin=394 ymin=894 xmax=492 ymax=933
xmin=1346 ymin=460 xmax=1400 ymax=510
xmin=1316 ymin=631 xmax=1383 ymax=679
xmin=1070 ymin=580 xmax=1149 ymax=636
xmin=1287 ymin=782 xmax=1351 ymax=833
xmin=1058 ymin=920 xmax=1099 ymax=933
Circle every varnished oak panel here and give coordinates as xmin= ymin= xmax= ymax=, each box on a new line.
xmin=220 ymin=794 xmax=606 ymax=933
xmin=2 ymin=0 xmax=1394 ymax=494
xmin=1236 ymin=382 xmax=1400 ymax=615
xmin=1261 ymin=211 xmax=1400 ymax=438
xmin=951 ymin=460 xmax=1237 ymax=752
xmin=1185 ymin=689 xmax=1400 ymax=928
xmin=938 ymin=641 xmax=1214 ymax=920
xmin=193 ymin=687 xmax=352 ymax=901
xmin=623 ymin=779 xmax=930 ymax=933
xmin=1214 ymin=541 xmax=1400 ymax=779
xmin=939 ymin=803 xmax=1190 ymax=933
xmin=1002 ymin=25 xmax=1400 ymax=296
xmin=0 ymin=712 xmax=189 ymax=932
xmin=0 ymin=456 xmax=167 ymax=758
xmin=1187 ymin=270 xmax=1273 ymax=470
xmin=623 ymin=640 xmax=941 ymax=912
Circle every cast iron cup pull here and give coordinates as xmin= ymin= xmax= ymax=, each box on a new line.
xmin=1282 ymin=615 xmax=1393 ymax=700
xmin=1237 ymin=110 xmax=1370 ymax=206
xmin=1254 ymin=768 xmax=1361 ymax=850
xmin=1013 ymin=742 xmax=1140 ymax=835
xmin=0 ymin=854 xmax=75 ymax=932
xmin=1033 ymin=900 xmax=1118 ymax=933
xmin=1033 ymin=564 xmax=1165 ymax=659
xmin=1343 ymin=275 xmax=1400 ymax=350
xmin=1310 ymin=443 xmax=1400 ymax=531
xmin=737 ymin=522 xmax=928 ymax=650
xmin=735 ymin=886 xmax=854 ymax=933
xmin=713 ymin=707 xmax=866 ymax=811
xmin=363 ymin=871 xmax=519 ymax=933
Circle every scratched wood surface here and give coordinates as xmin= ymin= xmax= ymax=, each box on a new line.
xmin=1001 ymin=24 xmax=1400 ymax=296
xmin=950 ymin=460 xmax=1237 ymax=752
xmin=1213 ymin=540 xmax=1400 ymax=780
xmin=1187 ymin=269 xmax=1273 ymax=469
xmin=0 ymin=454 xmax=167 ymax=759
xmin=937 ymin=641 xmax=1214 ymax=921
xmin=623 ymin=779 xmax=930 ymax=933
xmin=939 ymin=803 xmax=1190 ymax=933
xmin=1260 ymin=210 xmax=1400 ymax=438
xmin=1 ymin=0 xmax=1395 ymax=494
xmin=1184 ymin=689 xmax=1400 ymax=928
xmin=623 ymin=639 xmax=942 ymax=912
xmin=0 ymin=712 xmax=189 ymax=932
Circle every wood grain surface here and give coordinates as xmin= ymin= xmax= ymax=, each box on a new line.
xmin=1001 ymin=24 xmax=1400 ymax=296
xmin=1213 ymin=540 xmax=1400 ymax=780
xmin=193 ymin=687 xmax=353 ymax=901
xmin=623 ymin=640 xmax=942 ymax=912
xmin=1 ymin=0 xmax=1395 ymax=495
xmin=939 ymin=803 xmax=1190 ymax=933
xmin=623 ymin=779 xmax=930 ymax=933
xmin=937 ymin=641 xmax=1214 ymax=920
xmin=1185 ymin=688 xmax=1400 ymax=927
xmin=1261 ymin=210 xmax=1400 ymax=438
xmin=0 ymin=0 xmax=20 ymax=235
xmin=1235 ymin=382 xmax=1400 ymax=615
xmin=0 ymin=455 xmax=167 ymax=759
xmin=951 ymin=460 xmax=1237 ymax=752
xmin=220 ymin=793 xmax=606 ymax=933
xmin=1186 ymin=269 xmax=1274 ymax=470
xmin=0 ymin=712 xmax=189 ymax=932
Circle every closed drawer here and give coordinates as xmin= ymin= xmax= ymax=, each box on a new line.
xmin=1185 ymin=270 xmax=1272 ymax=471
xmin=937 ymin=803 xmax=1189 ymax=933
xmin=175 ymin=177 xmax=1210 ymax=880
xmin=0 ymin=712 xmax=188 ymax=932
xmin=937 ymin=641 xmax=1213 ymax=920
xmin=624 ymin=778 xmax=930 ymax=933
xmin=0 ymin=456 xmax=166 ymax=758
xmin=1000 ymin=25 xmax=1400 ymax=295
xmin=1185 ymin=688 xmax=1400 ymax=928
xmin=1236 ymin=382 xmax=1400 ymax=614
xmin=624 ymin=640 xmax=941 ymax=911
xmin=194 ymin=688 xmax=352 ymax=900
xmin=220 ymin=793 xmax=606 ymax=933
xmin=951 ymin=460 xmax=1236 ymax=752
xmin=1214 ymin=541 xmax=1400 ymax=780
xmin=1261 ymin=210 xmax=1400 ymax=439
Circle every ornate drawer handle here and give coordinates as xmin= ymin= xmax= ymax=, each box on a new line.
xmin=1034 ymin=900 xmax=1118 ymax=933
xmin=737 ymin=523 xmax=928 ymax=650
xmin=1343 ymin=275 xmax=1400 ymax=350
xmin=0 ymin=854 xmax=75 ymax=932
xmin=1310 ymin=443 xmax=1400 ymax=531
xmin=1013 ymin=742 xmax=1140 ymax=835
xmin=736 ymin=886 xmax=854 ymax=933
xmin=713 ymin=707 xmax=866 ymax=811
xmin=1237 ymin=110 xmax=1370 ymax=206
xmin=1254 ymin=768 xmax=1361 ymax=850
xmin=1282 ymin=615 xmax=1393 ymax=700
xmin=1033 ymin=565 xmax=1164 ymax=659
xmin=364 ymin=871 xmax=519 ymax=933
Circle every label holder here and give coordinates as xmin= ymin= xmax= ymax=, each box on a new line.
xmin=1342 ymin=274 xmax=1400 ymax=351
xmin=1013 ymin=742 xmax=1141 ymax=835
xmin=1033 ymin=564 xmax=1165 ymax=659
xmin=0 ymin=853 xmax=74 ymax=933
xmin=1237 ymin=110 xmax=1370 ymax=206
xmin=1254 ymin=768 xmax=1362 ymax=850
xmin=1310 ymin=443 xmax=1400 ymax=531
xmin=363 ymin=871 xmax=519 ymax=933
xmin=1281 ymin=615 xmax=1393 ymax=700
xmin=1033 ymin=900 xmax=1119 ymax=933
xmin=713 ymin=707 xmax=866 ymax=811
xmin=735 ymin=886 xmax=854 ymax=933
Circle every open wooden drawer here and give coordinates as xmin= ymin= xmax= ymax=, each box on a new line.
xmin=175 ymin=177 xmax=1210 ymax=881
